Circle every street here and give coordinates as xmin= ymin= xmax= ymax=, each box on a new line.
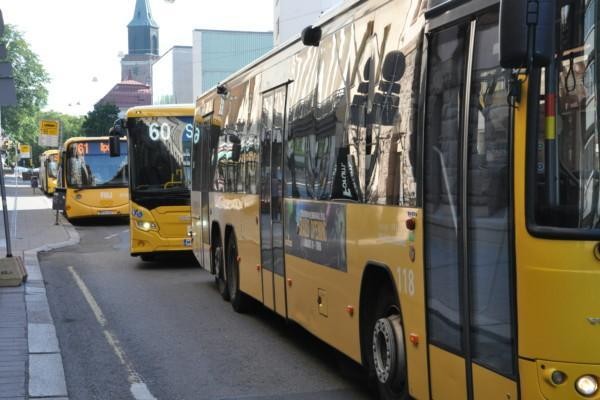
xmin=40 ymin=221 xmax=372 ymax=400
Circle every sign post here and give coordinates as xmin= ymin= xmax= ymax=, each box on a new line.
xmin=0 ymin=8 xmax=26 ymax=286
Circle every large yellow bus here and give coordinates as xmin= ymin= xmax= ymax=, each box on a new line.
xmin=59 ymin=137 xmax=129 ymax=220
xmin=123 ymin=104 xmax=195 ymax=261
xmin=39 ymin=149 xmax=59 ymax=195
xmin=190 ymin=0 xmax=600 ymax=398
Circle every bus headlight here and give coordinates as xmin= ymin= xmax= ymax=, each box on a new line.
xmin=575 ymin=375 xmax=598 ymax=397
xmin=135 ymin=220 xmax=157 ymax=231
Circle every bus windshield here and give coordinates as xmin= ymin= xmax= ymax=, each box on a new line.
xmin=66 ymin=141 xmax=128 ymax=188
xmin=534 ymin=0 xmax=600 ymax=233
xmin=128 ymin=116 xmax=193 ymax=195
xmin=47 ymin=155 xmax=58 ymax=178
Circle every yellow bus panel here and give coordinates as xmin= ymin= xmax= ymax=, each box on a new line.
xmin=64 ymin=187 xmax=129 ymax=219
xmin=129 ymin=201 xmax=192 ymax=255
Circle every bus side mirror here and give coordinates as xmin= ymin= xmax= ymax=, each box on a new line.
xmin=108 ymin=118 xmax=125 ymax=157
xmin=500 ymin=0 xmax=556 ymax=68
xmin=301 ymin=25 xmax=322 ymax=47
xmin=109 ymin=134 xmax=120 ymax=157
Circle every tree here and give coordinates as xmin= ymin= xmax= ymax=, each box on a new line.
xmin=82 ymin=102 xmax=120 ymax=136
xmin=0 ymin=25 xmax=49 ymax=148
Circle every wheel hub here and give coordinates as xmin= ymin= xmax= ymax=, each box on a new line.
xmin=372 ymin=315 xmax=406 ymax=387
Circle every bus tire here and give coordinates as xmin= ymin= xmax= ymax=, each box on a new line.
xmin=140 ymin=254 xmax=155 ymax=262
xmin=213 ymin=242 xmax=230 ymax=301
xmin=366 ymin=288 xmax=408 ymax=400
xmin=226 ymin=235 xmax=251 ymax=313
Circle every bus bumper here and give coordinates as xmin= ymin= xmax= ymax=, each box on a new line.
xmin=65 ymin=203 xmax=129 ymax=219
xmin=520 ymin=358 xmax=600 ymax=399
xmin=130 ymin=228 xmax=192 ymax=255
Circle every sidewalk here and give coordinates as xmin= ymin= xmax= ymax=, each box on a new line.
xmin=0 ymin=175 xmax=79 ymax=400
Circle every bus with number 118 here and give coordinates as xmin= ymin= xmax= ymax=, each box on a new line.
xmin=188 ymin=0 xmax=600 ymax=398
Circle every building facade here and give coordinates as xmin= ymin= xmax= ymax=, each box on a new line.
xmin=192 ymin=30 xmax=273 ymax=99
xmin=96 ymin=80 xmax=152 ymax=116
xmin=152 ymin=46 xmax=193 ymax=105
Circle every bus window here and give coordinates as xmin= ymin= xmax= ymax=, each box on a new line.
xmin=128 ymin=116 xmax=193 ymax=192
xmin=534 ymin=0 xmax=600 ymax=231
xmin=66 ymin=141 xmax=128 ymax=188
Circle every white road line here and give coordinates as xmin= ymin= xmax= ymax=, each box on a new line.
xmin=122 ymin=229 xmax=129 ymax=233
xmin=104 ymin=233 xmax=119 ymax=240
xmin=68 ymin=266 xmax=107 ymax=327
xmin=67 ymin=266 xmax=157 ymax=400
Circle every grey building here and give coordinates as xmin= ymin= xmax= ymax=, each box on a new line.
xmin=192 ymin=29 xmax=273 ymax=99
xmin=152 ymin=46 xmax=193 ymax=105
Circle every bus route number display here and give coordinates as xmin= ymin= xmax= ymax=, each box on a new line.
xmin=76 ymin=142 xmax=109 ymax=155
xmin=148 ymin=122 xmax=196 ymax=142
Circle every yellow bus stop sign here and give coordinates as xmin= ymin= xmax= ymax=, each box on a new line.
xmin=39 ymin=120 xmax=59 ymax=135
xmin=19 ymin=144 xmax=31 ymax=158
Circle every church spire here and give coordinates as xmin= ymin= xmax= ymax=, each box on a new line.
xmin=128 ymin=0 xmax=158 ymax=29
xmin=127 ymin=0 xmax=159 ymax=55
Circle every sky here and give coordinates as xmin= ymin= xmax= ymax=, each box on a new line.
xmin=0 ymin=0 xmax=274 ymax=116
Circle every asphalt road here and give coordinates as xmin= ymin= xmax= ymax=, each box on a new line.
xmin=40 ymin=220 xmax=372 ymax=400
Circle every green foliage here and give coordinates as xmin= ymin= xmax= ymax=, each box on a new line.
xmin=0 ymin=25 xmax=49 ymax=149
xmin=82 ymin=102 xmax=120 ymax=136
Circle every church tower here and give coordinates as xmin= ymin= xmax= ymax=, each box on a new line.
xmin=121 ymin=0 xmax=160 ymax=85
xmin=128 ymin=0 xmax=159 ymax=55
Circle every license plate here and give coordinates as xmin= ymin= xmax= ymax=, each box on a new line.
xmin=98 ymin=210 xmax=117 ymax=215
xmin=183 ymin=238 xmax=192 ymax=247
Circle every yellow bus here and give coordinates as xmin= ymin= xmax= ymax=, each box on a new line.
xmin=191 ymin=0 xmax=600 ymax=398
xmin=39 ymin=149 xmax=59 ymax=195
xmin=59 ymin=136 xmax=129 ymax=220
xmin=123 ymin=104 xmax=194 ymax=261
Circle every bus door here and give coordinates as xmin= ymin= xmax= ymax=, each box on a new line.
xmin=423 ymin=8 xmax=518 ymax=400
xmin=259 ymin=84 xmax=288 ymax=317
xmin=196 ymin=113 xmax=214 ymax=270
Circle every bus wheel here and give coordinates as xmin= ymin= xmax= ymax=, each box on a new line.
xmin=226 ymin=236 xmax=251 ymax=313
xmin=213 ymin=244 xmax=230 ymax=301
xmin=368 ymin=291 xmax=408 ymax=399
xmin=140 ymin=254 xmax=155 ymax=262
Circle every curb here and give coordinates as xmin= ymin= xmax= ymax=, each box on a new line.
xmin=24 ymin=215 xmax=80 ymax=400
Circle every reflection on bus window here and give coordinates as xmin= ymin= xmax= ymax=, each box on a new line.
xmin=129 ymin=116 xmax=193 ymax=193
xmin=66 ymin=141 xmax=128 ymax=188
xmin=535 ymin=0 xmax=600 ymax=230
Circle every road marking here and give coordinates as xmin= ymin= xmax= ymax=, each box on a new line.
xmin=68 ymin=266 xmax=107 ymax=327
xmin=68 ymin=266 xmax=157 ymax=400
xmin=104 ymin=233 xmax=119 ymax=240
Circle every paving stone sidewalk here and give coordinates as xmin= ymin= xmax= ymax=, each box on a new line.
xmin=0 ymin=179 xmax=77 ymax=400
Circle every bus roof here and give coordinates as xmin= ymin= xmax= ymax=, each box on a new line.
xmin=126 ymin=104 xmax=195 ymax=118
xmin=62 ymin=136 xmax=125 ymax=147
xmin=40 ymin=149 xmax=59 ymax=157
